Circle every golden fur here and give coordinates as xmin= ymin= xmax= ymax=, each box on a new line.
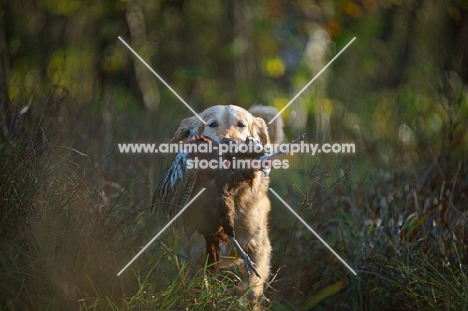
xmin=169 ymin=105 xmax=283 ymax=306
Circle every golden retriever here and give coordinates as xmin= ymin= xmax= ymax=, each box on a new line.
xmin=169 ymin=104 xmax=284 ymax=307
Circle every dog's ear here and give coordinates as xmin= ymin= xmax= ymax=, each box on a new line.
xmin=170 ymin=116 xmax=202 ymax=143
xmin=251 ymin=116 xmax=270 ymax=145
xmin=249 ymin=105 xmax=284 ymax=144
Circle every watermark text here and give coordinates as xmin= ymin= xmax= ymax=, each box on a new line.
xmin=117 ymin=141 xmax=355 ymax=156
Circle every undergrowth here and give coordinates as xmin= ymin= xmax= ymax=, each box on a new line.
xmin=1 ymin=86 xmax=467 ymax=310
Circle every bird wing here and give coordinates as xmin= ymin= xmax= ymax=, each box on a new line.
xmin=151 ymin=150 xmax=198 ymax=217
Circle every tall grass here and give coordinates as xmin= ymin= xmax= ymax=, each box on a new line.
xmin=0 ymin=90 xmax=138 ymax=310
xmin=1 ymin=86 xmax=467 ymax=310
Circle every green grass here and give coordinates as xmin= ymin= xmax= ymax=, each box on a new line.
xmin=1 ymin=89 xmax=467 ymax=310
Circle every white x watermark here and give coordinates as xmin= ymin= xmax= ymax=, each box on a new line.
xmin=118 ymin=36 xmax=206 ymax=124
xmin=117 ymin=188 xmax=206 ymax=276
xmin=268 ymin=37 xmax=356 ymax=124
xmin=117 ymin=35 xmax=357 ymax=277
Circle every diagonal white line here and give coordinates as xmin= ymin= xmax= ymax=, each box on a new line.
xmin=117 ymin=188 xmax=206 ymax=276
xmin=268 ymin=37 xmax=356 ymax=124
xmin=269 ymin=188 xmax=357 ymax=275
xmin=118 ymin=36 xmax=206 ymax=124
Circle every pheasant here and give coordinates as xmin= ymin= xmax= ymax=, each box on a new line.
xmin=152 ymin=132 xmax=305 ymax=276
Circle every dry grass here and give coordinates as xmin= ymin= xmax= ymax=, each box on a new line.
xmin=1 ymin=86 xmax=467 ymax=310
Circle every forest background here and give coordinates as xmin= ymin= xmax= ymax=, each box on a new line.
xmin=1 ymin=0 xmax=467 ymax=310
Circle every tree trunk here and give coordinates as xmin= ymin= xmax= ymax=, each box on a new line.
xmin=0 ymin=1 xmax=11 ymax=136
xmin=233 ymin=0 xmax=256 ymax=85
xmin=126 ymin=4 xmax=160 ymax=111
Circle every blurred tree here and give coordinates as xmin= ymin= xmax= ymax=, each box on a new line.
xmin=125 ymin=2 xmax=160 ymax=111
xmin=0 ymin=0 xmax=11 ymax=136
xmin=0 ymin=0 xmax=466 ymax=158
xmin=233 ymin=0 xmax=256 ymax=84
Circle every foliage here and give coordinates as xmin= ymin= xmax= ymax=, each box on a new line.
xmin=1 ymin=0 xmax=468 ymax=310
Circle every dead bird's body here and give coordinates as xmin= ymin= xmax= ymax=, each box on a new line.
xmin=152 ymin=135 xmax=269 ymax=277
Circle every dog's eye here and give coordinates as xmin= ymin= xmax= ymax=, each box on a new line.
xmin=208 ymin=121 xmax=218 ymax=127
xmin=237 ymin=122 xmax=246 ymax=128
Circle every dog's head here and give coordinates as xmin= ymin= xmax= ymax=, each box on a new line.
xmin=170 ymin=105 xmax=270 ymax=144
